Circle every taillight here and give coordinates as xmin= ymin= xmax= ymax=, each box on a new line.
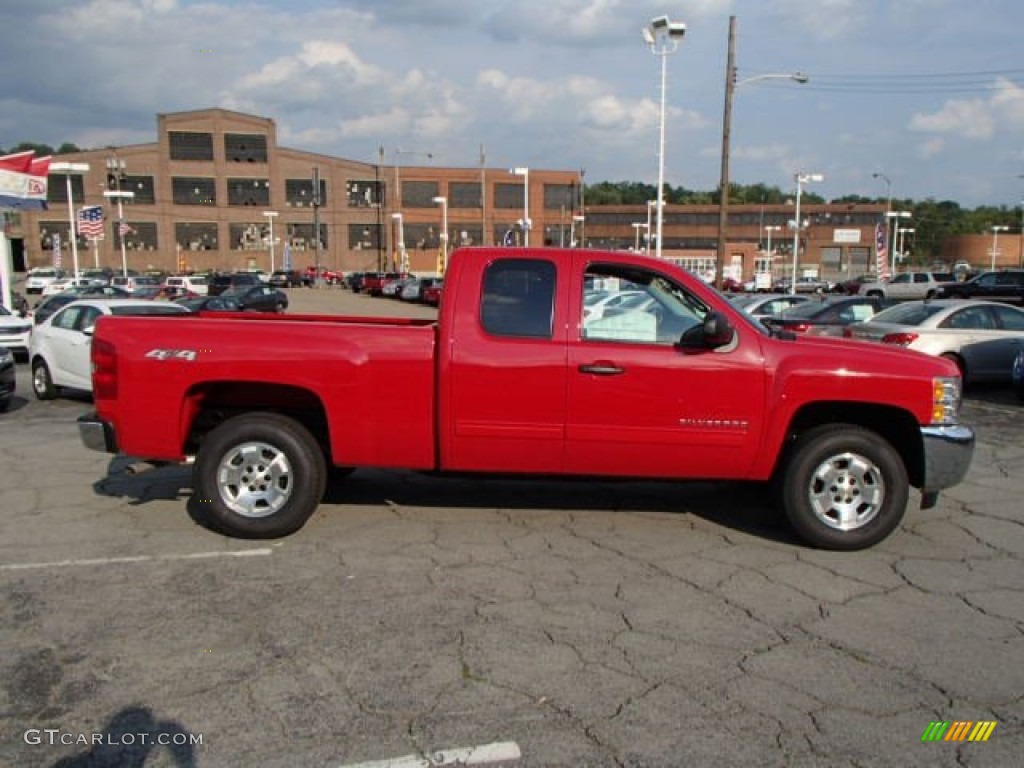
xmin=789 ymin=323 xmax=811 ymax=334
xmin=881 ymin=332 xmax=918 ymax=346
xmin=92 ymin=337 xmax=118 ymax=400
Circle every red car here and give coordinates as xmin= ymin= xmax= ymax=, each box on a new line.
xmin=421 ymin=280 xmax=443 ymax=306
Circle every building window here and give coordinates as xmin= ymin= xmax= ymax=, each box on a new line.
xmin=346 ymin=180 xmax=383 ymax=208
xmin=543 ymin=183 xmax=580 ymax=211
xmin=224 ymin=133 xmax=268 ymax=163
xmin=402 ymin=180 xmax=440 ymax=208
xmin=121 ymin=221 xmax=157 ymax=251
xmin=285 ymin=178 xmax=327 ymax=208
xmin=404 ymin=223 xmax=440 ymax=251
xmin=229 ymin=222 xmax=272 ymax=251
xmin=38 ymin=220 xmax=80 ymax=251
xmin=169 ymin=131 xmax=214 ymax=161
xmin=347 ymin=223 xmax=381 ymax=251
xmin=172 ymin=177 xmax=217 ymax=206
xmin=449 ymin=182 xmax=482 ymax=209
xmin=451 ymin=226 xmax=482 ymax=248
xmin=119 ymin=175 xmax=156 ymax=205
xmin=47 ymin=174 xmax=85 ymax=204
xmin=286 ymin=222 xmax=327 ymax=251
xmin=227 ymin=178 xmax=270 ymax=207
xmin=493 ymin=183 xmax=523 ymax=210
xmin=175 ymin=222 xmax=219 ymax=251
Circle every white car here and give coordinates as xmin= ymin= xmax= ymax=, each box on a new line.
xmin=29 ymin=298 xmax=191 ymax=399
xmin=164 ymin=274 xmax=210 ymax=296
xmin=41 ymin=276 xmax=104 ymax=297
xmin=24 ymin=268 xmax=65 ymax=295
xmin=0 ymin=305 xmax=32 ymax=358
xmin=845 ymin=299 xmax=1024 ymax=384
xmin=583 ymin=290 xmax=647 ymax=321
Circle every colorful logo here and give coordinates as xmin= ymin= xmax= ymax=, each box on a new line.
xmin=921 ymin=721 xmax=997 ymax=742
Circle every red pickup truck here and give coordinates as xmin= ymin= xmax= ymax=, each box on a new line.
xmin=78 ymin=247 xmax=975 ymax=550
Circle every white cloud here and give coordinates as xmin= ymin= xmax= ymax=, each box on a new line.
xmin=909 ymin=78 xmax=1024 ymax=140
xmin=919 ymin=137 xmax=945 ymax=158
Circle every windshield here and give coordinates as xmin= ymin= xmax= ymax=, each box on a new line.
xmin=110 ymin=305 xmax=191 ymax=316
xmin=869 ymin=302 xmax=947 ymax=325
xmin=779 ymin=299 xmax=831 ymax=318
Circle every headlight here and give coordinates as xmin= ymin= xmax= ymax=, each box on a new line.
xmin=0 ymin=348 xmax=12 ymax=364
xmin=931 ymin=376 xmax=962 ymax=425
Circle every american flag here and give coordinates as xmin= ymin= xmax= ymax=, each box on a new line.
xmin=119 ymin=221 xmax=133 ymax=237
xmin=874 ymin=221 xmax=889 ymax=279
xmin=77 ymin=206 xmax=104 ymax=238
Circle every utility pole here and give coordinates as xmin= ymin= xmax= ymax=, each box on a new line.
xmin=312 ymin=166 xmax=321 ymax=286
xmin=715 ymin=15 xmax=737 ymax=290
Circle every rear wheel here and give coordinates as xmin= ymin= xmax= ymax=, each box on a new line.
xmin=779 ymin=424 xmax=908 ymax=550
xmin=194 ymin=413 xmax=327 ymax=538
xmin=31 ymin=359 xmax=57 ymax=400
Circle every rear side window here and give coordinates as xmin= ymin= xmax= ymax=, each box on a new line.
xmin=480 ymin=259 xmax=556 ymax=339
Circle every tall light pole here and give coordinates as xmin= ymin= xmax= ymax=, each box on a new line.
xmin=391 ymin=212 xmax=406 ymax=273
xmin=262 ymin=210 xmax=278 ymax=273
xmin=765 ymin=224 xmax=781 ymax=257
xmin=570 ymin=214 xmax=585 ymax=248
xmin=897 ymin=227 xmax=915 ymax=268
xmin=884 ymin=210 xmax=911 ymax=276
xmin=433 ymin=196 xmax=449 ymax=273
xmin=632 ymin=222 xmax=648 ymax=252
xmin=790 ymin=172 xmax=822 ymax=294
xmin=872 ymin=172 xmax=892 ymax=277
xmin=990 ymin=224 xmax=1009 ymax=271
xmin=51 ymin=162 xmax=90 ymax=280
xmin=645 ymin=200 xmax=656 ymax=255
xmin=715 ymin=14 xmax=807 ymax=288
xmin=643 ymin=14 xmax=686 ymax=260
xmin=102 ymin=190 xmax=134 ymax=277
xmin=510 ymin=168 xmax=529 ymax=246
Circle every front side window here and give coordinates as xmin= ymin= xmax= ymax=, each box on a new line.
xmin=582 ymin=263 xmax=707 ymax=345
xmin=480 ymin=259 xmax=556 ymax=339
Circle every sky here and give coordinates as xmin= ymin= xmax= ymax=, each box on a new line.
xmin=2 ymin=0 xmax=1022 ymax=208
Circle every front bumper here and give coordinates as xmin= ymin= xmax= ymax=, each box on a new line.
xmin=78 ymin=411 xmax=119 ymax=454
xmin=919 ymin=423 xmax=975 ymax=504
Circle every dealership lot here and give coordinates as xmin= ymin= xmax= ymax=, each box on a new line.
xmin=1 ymin=287 xmax=1022 ymax=767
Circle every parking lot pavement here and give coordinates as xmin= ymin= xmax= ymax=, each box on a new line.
xmin=0 ymin=288 xmax=1022 ymax=766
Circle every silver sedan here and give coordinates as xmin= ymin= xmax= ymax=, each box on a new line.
xmin=845 ymin=299 xmax=1024 ymax=384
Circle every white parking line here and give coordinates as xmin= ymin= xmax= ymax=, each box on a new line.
xmin=338 ymin=741 xmax=521 ymax=768
xmin=0 ymin=548 xmax=274 ymax=571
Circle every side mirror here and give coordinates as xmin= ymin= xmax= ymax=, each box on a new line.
xmin=82 ymin=325 xmax=95 ymax=337
xmin=678 ymin=311 xmax=734 ymax=350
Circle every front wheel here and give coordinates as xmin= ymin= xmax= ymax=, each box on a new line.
xmin=32 ymin=359 xmax=57 ymax=400
xmin=779 ymin=425 xmax=908 ymax=550
xmin=194 ymin=413 xmax=327 ymax=538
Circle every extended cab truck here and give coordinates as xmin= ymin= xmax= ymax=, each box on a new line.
xmin=78 ymin=248 xmax=975 ymax=550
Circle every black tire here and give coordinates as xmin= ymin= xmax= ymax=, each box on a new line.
xmin=779 ymin=424 xmax=908 ymax=550
xmin=940 ymin=352 xmax=966 ymax=379
xmin=31 ymin=358 xmax=57 ymax=400
xmin=193 ymin=412 xmax=327 ymax=538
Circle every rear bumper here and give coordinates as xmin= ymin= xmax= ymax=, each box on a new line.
xmin=920 ymin=424 xmax=975 ymax=498
xmin=78 ymin=411 xmax=119 ymax=454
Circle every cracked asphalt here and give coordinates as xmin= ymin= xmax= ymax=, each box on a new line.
xmin=0 ymin=288 xmax=1021 ymax=767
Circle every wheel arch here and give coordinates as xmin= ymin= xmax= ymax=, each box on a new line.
xmin=181 ymin=381 xmax=332 ymax=465
xmin=775 ymin=401 xmax=924 ymax=489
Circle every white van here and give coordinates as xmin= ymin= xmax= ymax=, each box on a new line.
xmin=164 ymin=275 xmax=209 ymax=296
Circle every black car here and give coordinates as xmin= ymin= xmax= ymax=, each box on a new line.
xmin=937 ymin=269 xmax=1024 ymax=304
xmin=208 ymin=272 xmax=263 ymax=296
xmin=268 ymin=270 xmax=312 ymax=288
xmin=174 ymin=295 xmax=243 ymax=312
xmin=0 ymin=345 xmax=15 ymax=412
xmin=221 ymin=285 xmax=288 ymax=312
xmin=760 ymin=296 xmax=893 ymax=337
xmin=32 ymin=287 xmax=131 ymax=325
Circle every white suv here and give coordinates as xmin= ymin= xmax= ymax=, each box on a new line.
xmin=164 ymin=275 xmax=209 ymax=296
xmin=25 ymin=268 xmax=64 ymax=295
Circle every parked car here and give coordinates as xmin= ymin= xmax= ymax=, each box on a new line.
xmin=0 ymin=305 xmax=33 ymax=360
xmin=730 ymin=293 xmax=814 ymax=319
xmin=24 ymin=268 xmax=64 ymax=295
xmin=0 ymin=345 xmax=14 ymax=411
xmin=175 ymin=295 xmax=243 ymax=312
xmin=41 ymin=276 xmax=105 ymax=297
xmin=221 ymin=284 xmax=288 ymax=312
xmin=832 ymin=274 xmax=879 ymax=295
xmin=844 ymin=299 xmax=1024 ymax=385
xmin=583 ymin=290 xmax=648 ymax=321
xmin=269 ymin=270 xmax=312 ymax=288
xmin=208 ymin=272 xmax=262 ymax=296
xmin=362 ymin=272 xmax=406 ymax=296
xmin=111 ymin=274 xmax=161 ymax=294
xmin=31 ymin=287 xmax=131 ymax=325
xmin=760 ymin=296 xmax=892 ymax=337
xmin=164 ymin=274 xmax=210 ymax=296
xmin=30 ymin=298 xmax=191 ymax=399
xmin=772 ymin=276 xmax=833 ymax=294
xmin=856 ymin=271 xmax=955 ymax=300
xmin=936 ymin=269 xmax=1024 ymax=304
xmin=421 ymin=280 xmax=443 ymax=306
xmin=401 ymin=277 xmax=442 ymax=302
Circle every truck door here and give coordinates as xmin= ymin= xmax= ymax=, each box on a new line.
xmin=445 ymin=256 xmax=568 ymax=473
xmin=564 ymin=255 xmax=766 ymax=480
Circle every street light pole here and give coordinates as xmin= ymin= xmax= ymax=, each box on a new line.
xmin=510 ymin=168 xmax=529 ymax=246
xmin=102 ymin=190 xmax=134 ymax=277
xmin=51 ymin=162 xmax=90 ymax=280
xmin=432 ymin=196 xmax=449 ymax=273
xmin=644 ymin=14 xmax=686 ymax=260
xmin=570 ymin=214 xmax=585 ymax=248
xmin=262 ymin=210 xmax=278 ymax=273
xmin=714 ymin=15 xmax=807 ymax=289
xmin=390 ymin=212 xmax=406 ymax=273
xmin=790 ymin=172 xmax=822 ymax=295
xmin=990 ymin=224 xmax=1009 ymax=271
xmin=884 ymin=210 xmax=911 ymax=276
